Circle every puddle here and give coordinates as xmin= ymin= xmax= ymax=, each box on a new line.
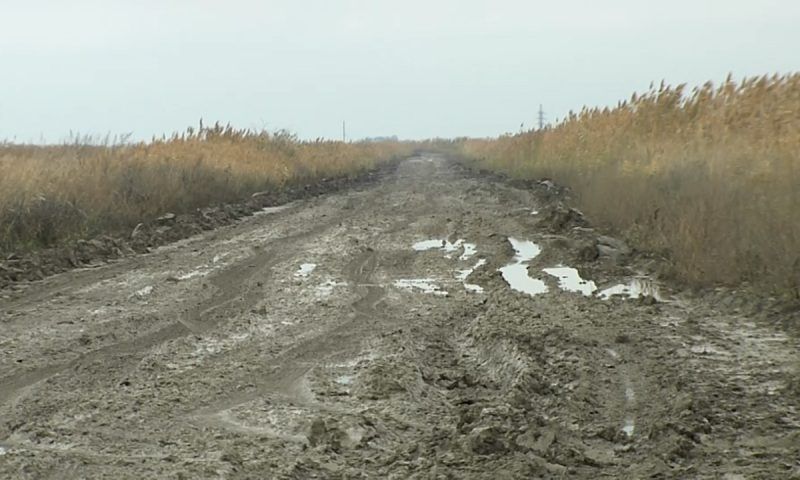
xmin=394 ymin=279 xmax=448 ymax=296
xmin=459 ymin=243 xmax=477 ymax=260
xmin=499 ymin=238 xmax=548 ymax=296
xmin=622 ymin=419 xmax=635 ymax=437
xmin=295 ymin=263 xmax=317 ymax=277
xmin=543 ymin=266 xmax=597 ymax=296
xmin=0 ymin=445 xmax=7 ymax=455
xmin=335 ymin=375 xmax=354 ymax=385
xmin=413 ymin=239 xmax=457 ymax=252
xmin=599 ymin=278 xmax=661 ymax=301
xmin=531 ymin=210 xmax=539 ymax=215
xmin=455 ymin=270 xmax=472 ymax=281
xmin=456 ymin=258 xmax=487 ymax=293
xmin=412 ymin=238 xmax=475 ymax=258
xmin=456 ymin=259 xmax=487 ymax=281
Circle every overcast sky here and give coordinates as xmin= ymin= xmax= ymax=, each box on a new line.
xmin=1 ymin=0 xmax=798 ymax=142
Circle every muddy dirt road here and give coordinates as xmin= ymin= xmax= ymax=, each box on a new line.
xmin=1 ymin=156 xmax=798 ymax=478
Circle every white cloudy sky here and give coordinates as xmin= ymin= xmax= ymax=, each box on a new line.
xmin=1 ymin=0 xmax=798 ymax=142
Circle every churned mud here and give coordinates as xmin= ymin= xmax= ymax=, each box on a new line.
xmin=1 ymin=155 xmax=798 ymax=479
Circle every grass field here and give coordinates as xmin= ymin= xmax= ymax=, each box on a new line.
xmin=458 ymin=74 xmax=800 ymax=297
xmin=0 ymin=123 xmax=411 ymax=254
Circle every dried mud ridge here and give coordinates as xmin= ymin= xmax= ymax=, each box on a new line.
xmin=1 ymin=156 xmax=798 ymax=479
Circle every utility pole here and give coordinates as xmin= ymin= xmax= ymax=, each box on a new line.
xmin=538 ymin=104 xmax=546 ymax=130
xmin=342 ymin=121 xmax=346 ymax=142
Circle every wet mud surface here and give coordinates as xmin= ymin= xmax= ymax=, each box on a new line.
xmin=1 ymin=156 xmax=798 ymax=478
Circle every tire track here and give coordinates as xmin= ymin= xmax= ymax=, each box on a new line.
xmin=188 ymin=249 xmax=386 ymax=435
xmin=0 ymin=222 xmax=337 ymax=409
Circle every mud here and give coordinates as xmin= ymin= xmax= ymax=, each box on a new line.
xmin=1 ymin=155 xmax=798 ymax=479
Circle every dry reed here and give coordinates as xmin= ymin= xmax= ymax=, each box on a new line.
xmin=0 ymin=123 xmax=410 ymax=253
xmin=458 ymin=74 xmax=800 ymax=297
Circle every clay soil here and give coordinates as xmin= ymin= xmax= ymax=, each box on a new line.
xmin=1 ymin=156 xmax=798 ymax=479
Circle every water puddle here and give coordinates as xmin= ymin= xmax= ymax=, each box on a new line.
xmin=335 ymin=375 xmax=354 ymax=385
xmin=543 ymin=266 xmax=597 ymax=296
xmin=409 ymin=238 xmax=484 ymax=293
xmin=295 ymin=263 xmax=317 ymax=277
xmin=457 ymin=258 xmax=487 ymax=293
xmin=0 ymin=445 xmax=7 ymax=456
xmin=499 ymin=238 xmax=548 ymax=296
xmin=622 ymin=419 xmax=635 ymax=437
xmin=413 ymin=238 xmax=475 ymax=259
xmin=599 ymin=278 xmax=661 ymax=300
xmin=394 ymin=278 xmax=448 ymax=296
xmin=413 ymin=239 xmax=457 ymax=252
xmin=459 ymin=243 xmax=477 ymax=260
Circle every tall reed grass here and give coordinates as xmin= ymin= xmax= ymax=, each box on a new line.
xmin=0 ymin=123 xmax=410 ymax=254
xmin=459 ymin=74 xmax=800 ymax=297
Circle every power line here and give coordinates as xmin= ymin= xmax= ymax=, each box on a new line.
xmin=538 ymin=104 xmax=546 ymax=130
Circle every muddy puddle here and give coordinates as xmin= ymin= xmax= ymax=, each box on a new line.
xmin=499 ymin=238 xmax=548 ymax=296
xmin=413 ymin=238 xmax=476 ymax=260
xmin=394 ymin=278 xmax=448 ymax=296
xmin=623 ymin=419 xmax=635 ymax=437
xmin=599 ymin=277 xmax=661 ymax=300
xmin=459 ymin=243 xmax=477 ymax=260
xmin=494 ymin=236 xmax=664 ymax=302
xmin=295 ymin=263 xmax=317 ymax=277
xmin=456 ymin=259 xmax=487 ymax=293
xmin=335 ymin=374 xmax=354 ymax=385
xmin=409 ymin=239 xmax=484 ymax=294
xmin=543 ymin=266 xmax=597 ymax=296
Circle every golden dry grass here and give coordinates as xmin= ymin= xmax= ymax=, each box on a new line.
xmin=459 ymin=74 xmax=800 ymax=297
xmin=0 ymin=123 xmax=411 ymax=253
